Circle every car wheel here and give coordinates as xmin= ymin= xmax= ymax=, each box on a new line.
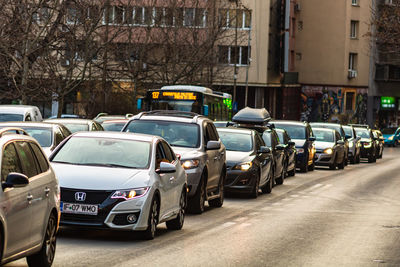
xmin=187 ymin=174 xmax=206 ymax=214
xmin=350 ymin=155 xmax=355 ymax=164
xmin=344 ymin=154 xmax=348 ymax=166
xmin=261 ymin=167 xmax=273 ymax=194
xmin=275 ymin=165 xmax=284 ymax=185
xmin=249 ymin=171 xmax=260 ymax=198
xmin=141 ymin=197 xmax=159 ymax=240
xmin=300 ymin=161 xmax=308 ymax=173
xmin=308 ymin=162 xmax=315 ymax=171
xmin=329 ymin=155 xmax=337 ymax=170
xmin=288 ymin=164 xmax=296 ymax=177
xmin=338 ymin=157 xmax=345 ymax=169
xmin=209 ymin=171 xmax=224 ymax=207
xmin=356 ymin=153 xmax=361 ymax=164
xmin=166 ymin=189 xmax=186 ymax=230
xmin=27 ymin=213 xmax=57 ymax=267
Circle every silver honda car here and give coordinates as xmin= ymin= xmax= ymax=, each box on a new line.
xmin=50 ymin=131 xmax=187 ymax=240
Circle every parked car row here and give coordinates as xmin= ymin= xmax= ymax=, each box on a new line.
xmin=0 ymin=104 xmax=389 ymax=266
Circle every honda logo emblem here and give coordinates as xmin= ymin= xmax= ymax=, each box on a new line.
xmin=75 ymin=192 xmax=86 ymax=202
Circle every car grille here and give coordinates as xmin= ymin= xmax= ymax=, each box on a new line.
xmin=61 ymin=188 xmax=113 ymax=204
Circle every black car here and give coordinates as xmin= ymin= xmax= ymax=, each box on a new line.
xmin=372 ymin=129 xmax=384 ymax=159
xmin=275 ymin=128 xmax=297 ymax=177
xmin=217 ymin=127 xmax=274 ymax=198
xmin=261 ymin=128 xmax=286 ymax=185
xmin=354 ymin=127 xmax=378 ymax=163
xmin=309 ymin=122 xmax=349 ymax=166
xmin=270 ymin=120 xmax=316 ymax=172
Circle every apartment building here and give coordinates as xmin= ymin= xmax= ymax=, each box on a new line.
xmin=294 ymin=0 xmax=371 ymax=124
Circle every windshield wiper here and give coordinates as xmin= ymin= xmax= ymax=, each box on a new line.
xmin=83 ymin=163 xmax=135 ymax=169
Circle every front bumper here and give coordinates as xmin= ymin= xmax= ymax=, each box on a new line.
xmin=314 ymin=152 xmax=334 ymax=166
xmin=360 ymin=146 xmax=374 ymax=158
xmin=185 ymin=167 xmax=203 ymax=197
xmin=60 ymin=187 xmax=152 ymax=231
xmin=224 ymin=168 xmax=257 ymax=194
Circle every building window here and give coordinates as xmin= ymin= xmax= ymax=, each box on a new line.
xmin=218 ymin=46 xmax=251 ymax=65
xmin=350 ymin=20 xmax=358 ymax=38
xmin=351 ymin=0 xmax=359 ymax=6
xmin=345 ymin=92 xmax=355 ymax=111
xmin=219 ymin=9 xmax=251 ymax=29
xmin=349 ymin=53 xmax=357 ymax=70
xmin=291 ymin=18 xmax=296 ymax=37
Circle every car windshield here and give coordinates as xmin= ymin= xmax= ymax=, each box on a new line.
xmin=312 ymin=124 xmax=343 ymax=137
xmin=52 ymin=137 xmax=150 ymax=168
xmin=276 ymin=131 xmax=284 ymax=142
xmin=381 ymin=128 xmax=396 ymax=135
xmin=63 ymin=123 xmax=89 ymax=133
xmin=273 ymin=124 xmax=305 ymax=139
xmin=313 ymin=129 xmax=334 ymax=142
xmin=103 ymin=122 xmax=126 ymax=132
xmin=0 ymin=114 xmax=24 ymax=122
xmin=125 ymin=120 xmax=200 ymax=148
xmin=24 ymin=127 xmax=53 ymax=147
xmin=342 ymin=126 xmax=354 ymax=138
xmin=262 ymin=132 xmax=272 ymax=147
xmin=355 ymin=128 xmax=370 ymax=139
xmin=218 ymin=131 xmax=252 ymax=152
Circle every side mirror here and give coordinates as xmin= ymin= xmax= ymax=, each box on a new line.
xmin=276 ymin=144 xmax=285 ymax=151
xmin=206 ymin=141 xmax=221 ymax=150
xmin=2 ymin=172 xmax=29 ymax=190
xmin=175 ymin=153 xmax=182 ymax=160
xmin=337 ymin=140 xmax=345 ymax=145
xmin=288 ymin=141 xmax=295 ymax=147
xmin=156 ymin=162 xmax=176 ymax=174
xmin=345 ymin=134 xmax=352 ymax=139
xmin=258 ymin=146 xmax=271 ymax=154
xmin=308 ymin=136 xmax=316 ymax=142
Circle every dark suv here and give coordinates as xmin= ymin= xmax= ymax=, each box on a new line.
xmin=123 ymin=111 xmax=226 ymax=214
xmin=270 ymin=121 xmax=316 ymax=172
xmin=354 ymin=127 xmax=377 ymax=163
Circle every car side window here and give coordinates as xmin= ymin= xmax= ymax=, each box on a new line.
xmin=14 ymin=141 xmax=39 ymax=178
xmin=254 ymin=133 xmax=264 ymax=150
xmin=335 ymin=132 xmax=341 ymax=142
xmin=161 ymin=141 xmax=175 ymax=162
xmin=25 ymin=114 xmax=32 ymax=121
xmin=210 ymin=124 xmax=220 ymax=140
xmin=155 ymin=142 xmax=167 ymax=169
xmin=205 ymin=123 xmax=218 ymax=142
xmin=30 ymin=143 xmax=49 ymax=173
xmin=1 ymin=143 xmax=23 ymax=182
xmin=91 ymin=123 xmax=97 ymax=131
xmin=96 ymin=123 xmax=104 ymax=131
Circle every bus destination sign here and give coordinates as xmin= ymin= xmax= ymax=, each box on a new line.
xmin=152 ymin=91 xmax=197 ymax=100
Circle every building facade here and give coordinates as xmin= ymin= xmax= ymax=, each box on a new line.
xmin=294 ymin=0 xmax=371 ymax=124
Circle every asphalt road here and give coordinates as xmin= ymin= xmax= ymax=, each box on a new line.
xmin=7 ymin=147 xmax=400 ymax=267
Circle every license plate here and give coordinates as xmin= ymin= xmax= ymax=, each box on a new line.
xmin=61 ymin=202 xmax=98 ymax=215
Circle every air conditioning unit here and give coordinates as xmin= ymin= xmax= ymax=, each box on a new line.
xmin=348 ymin=70 xmax=357 ymax=78
xmin=294 ymin=3 xmax=301 ymax=12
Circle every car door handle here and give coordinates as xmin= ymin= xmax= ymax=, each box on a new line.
xmin=27 ymin=194 xmax=33 ymax=203
xmin=214 ymin=156 xmax=218 ymax=160
xmin=220 ymin=152 xmax=225 ymax=156
xmin=169 ymin=177 xmax=175 ymax=183
xmin=45 ymin=187 xmax=50 ymax=197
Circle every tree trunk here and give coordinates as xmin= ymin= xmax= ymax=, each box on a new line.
xmin=57 ymin=95 xmax=64 ymax=118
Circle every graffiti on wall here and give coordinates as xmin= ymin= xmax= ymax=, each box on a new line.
xmin=300 ymin=86 xmax=368 ymax=124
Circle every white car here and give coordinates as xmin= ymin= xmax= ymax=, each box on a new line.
xmin=50 ymin=131 xmax=187 ymax=240
xmin=0 ymin=127 xmax=60 ymax=266
xmin=0 ymin=105 xmax=43 ymax=122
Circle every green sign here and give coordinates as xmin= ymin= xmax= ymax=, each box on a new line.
xmin=381 ymin=96 xmax=396 ymax=109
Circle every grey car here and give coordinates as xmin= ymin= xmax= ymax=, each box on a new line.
xmin=0 ymin=127 xmax=60 ymax=266
xmin=123 ymin=111 xmax=226 ymax=214
xmin=343 ymin=125 xmax=361 ymax=164
xmin=0 ymin=122 xmax=71 ymax=156
xmin=44 ymin=118 xmax=104 ymax=133
xmin=312 ymin=128 xmax=346 ymax=170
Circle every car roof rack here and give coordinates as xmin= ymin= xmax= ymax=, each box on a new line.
xmin=0 ymin=127 xmax=29 ymax=138
xmin=135 ymin=110 xmax=204 ymax=122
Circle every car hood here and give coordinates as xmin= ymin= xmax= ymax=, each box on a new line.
xmin=172 ymin=146 xmax=203 ymax=160
xmin=315 ymin=141 xmax=334 ymax=150
xmin=51 ymin=163 xmax=150 ymax=190
xmin=225 ymin=151 xmax=254 ymax=167
xmin=292 ymin=139 xmax=306 ymax=148
xmin=383 ymin=134 xmax=394 ymax=139
xmin=360 ymin=138 xmax=372 ymax=143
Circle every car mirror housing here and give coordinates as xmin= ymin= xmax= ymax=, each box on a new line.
xmin=2 ymin=172 xmax=29 ymax=189
xmin=206 ymin=141 xmax=221 ymax=150
xmin=288 ymin=141 xmax=295 ymax=147
xmin=308 ymin=136 xmax=316 ymax=142
xmin=156 ymin=162 xmax=176 ymax=174
xmin=276 ymin=144 xmax=285 ymax=151
xmin=258 ymin=146 xmax=271 ymax=154
xmin=345 ymin=134 xmax=352 ymax=139
xmin=337 ymin=140 xmax=345 ymax=145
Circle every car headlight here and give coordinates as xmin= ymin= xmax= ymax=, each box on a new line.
xmin=323 ymin=148 xmax=333 ymax=155
xmin=297 ymin=148 xmax=304 ymax=153
xmin=233 ymin=162 xmax=253 ymax=171
xmin=389 ymin=136 xmax=394 ymax=140
xmin=349 ymin=142 xmax=354 ymax=148
xmin=111 ymin=187 xmax=149 ymax=200
xmin=182 ymin=160 xmax=200 ymax=170
xmin=363 ymin=142 xmax=372 ymax=148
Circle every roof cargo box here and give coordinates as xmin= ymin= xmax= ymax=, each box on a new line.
xmin=232 ymin=107 xmax=271 ymax=125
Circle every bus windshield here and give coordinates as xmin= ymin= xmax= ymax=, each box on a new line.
xmin=150 ymin=100 xmax=201 ymax=113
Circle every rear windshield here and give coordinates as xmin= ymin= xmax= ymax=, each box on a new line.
xmin=218 ymin=131 xmax=252 ymax=152
xmin=313 ymin=129 xmax=334 ymax=142
xmin=273 ymin=124 xmax=306 ymax=139
xmin=0 ymin=114 xmax=24 ymax=122
xmin=103 ymin=122 xmax=126 ymax=132
xmin=23 ymin=127 xmax=53 ymax=147
xmin=63 ymin=123 xmax=89 ymax=133
xmin=125 ymin=120 xmax=200 ymax=148
xmin=355 ymin=128 xmax=371 ymax=139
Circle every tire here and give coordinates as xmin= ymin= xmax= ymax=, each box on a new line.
xmin=300 ymin=161 xmax=308 ymax=173
xmin=261 ymin=167 xmax=273 ymax=194
xmin=308 ymin=162 xmax=315 ymax=171
xmin=249 ymin=171 xmax=260 ymax=198
xmin=27 ymin=213 xmax=57 ymax=267
xmin=287 ymin=164 xmax=296 ymax=177
xmin=275 ymin=166 xmax=284 ymax=185
xmin=368 ymin=153 xmax=375 ymax=163
xmin=187 ymin=175 xmax=206 ymax=214
xmin=166 ymin=189 xmax=186 ymax=230
xmin=350 ymin=155 xmax=355 ymax=164
xmin=356 ymin=153 xmax=361 ymax=164
xmin=141 ymin=197 xmax=159 ymax=240
xmin=209 ymin=171 xmax=224 ymax=207
xmin=329 ymin=156 xmax=336 ymax=170
xmin=338 ymin=158 xmax=345 ymax=169
xmin=344 ymin=154 xmax=348 ymax=166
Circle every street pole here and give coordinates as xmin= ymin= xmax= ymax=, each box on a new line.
xmin=244 ymin=13 xmax=251 ymax=107
xmin=233 ymin=0 xmax=238 ymax=106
